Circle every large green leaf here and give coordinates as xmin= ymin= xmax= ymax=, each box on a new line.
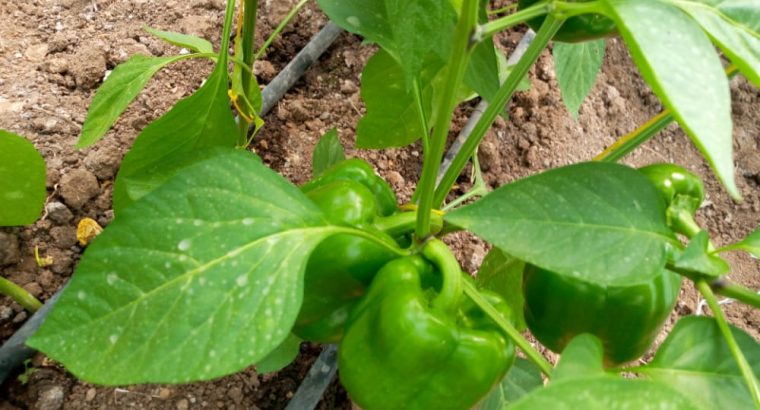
xmin=674 ymin=0 xmax=760 ymax=88
xmin=77 ymin=55 xmax=187 ymax=148
xmin=479 ymin=359 xmax=544 ymax=410
xmin=144 ymin=26 xmax=214 ymax=54
xmin=476 ymin=248 xmax=526 ymax=331
xmin=112 ymin=58 xmax=238 ymax=213
xmin=604 ymin=0 xmax=738 ymax=199
xmin=0 ymin=131 xmax=46 ymax=226
xmin=316 ymin=0 xmax=456 ymax=84
xmin=639 ymin=316 xmax=760 ymax=410
xmin=356 ymin=49 xmax=438 ymax=148
xmin=553 ymin=40 xmax=606 ymax=118
xmin=551 ymin=334 xmax=607 ymax=382
xmin=506 ymin=376 xmax=699 ymax=409
xmin=445 ymin=162 xmax=676 ymax=286
xmin=28 ymin=151 xmax=341 ymax=384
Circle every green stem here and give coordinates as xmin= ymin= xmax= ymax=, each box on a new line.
xmin=433 ymin=14 xmax=563 ymax=207
xmin=442 ymin=150 xmax=489 ymax=211
xmin=337 ymin=227 xmax=410 ymax=258
xmin=373 ymin=211 xmax=443 ymax=238
xmin=422 ymin=239 xmax=464 ymax=313
xmin=242 ymin=0 xmax=258 ymax=92
xmin=463 ymin=280 xmax=553 ymax=377
xmin=712 ymin=279 xmax=760 ymax=310
xmin=488 ymin=4 xmax=517 ymax=16
xmin=0 ymin=276 xmax=42 ymax=312
xmin=478 ymin=1 xmax=551 ymax=39
xmin=414 ymin=0 xmax=478 ymax=240
xmin=594 ymin=65 xmax=739 ymax=163
xmin=253 ymin=0 xmax=309 ymax=61
xmin=696 ymin=280 xmax=760 ymax=408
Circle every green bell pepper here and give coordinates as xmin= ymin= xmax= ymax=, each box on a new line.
xmin=518 ymin=0 xmax=616 ymax=43
xmin=523 ymin=264 xmax=682 ymax=365
xmin=639 ymin=163 xmax=705 ymax=237
xmin=301 ymin=158 xmax=398 ymax=217
xmin=293 ymin=178 xmax=398 ymax=343
xmin=339 ymin=239 xmax=515 ymax=410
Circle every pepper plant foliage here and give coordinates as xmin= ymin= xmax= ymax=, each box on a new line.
xmin=26 ymin=0 xmax=760 ymax=408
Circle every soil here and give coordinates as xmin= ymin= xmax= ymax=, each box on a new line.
xmin=0 ymin=0 xmax=758 ymax=409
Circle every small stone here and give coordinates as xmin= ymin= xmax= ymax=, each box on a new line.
xmin=69 ymin=43 xmax=107 ymax=90
xmin=36 ymin=384 xmax=65 ymax=410
xmin=177 ymin=398 xmax=190 ymax=410
xmin=85 ymin=388 xmax=96 ymax=402
xmin=340 ymin=80 xmax=358 ymax=94
xmin=12 ymin=311 xmax=28 ymax=324
xmin=385 ymin=171 xmax=404 ymax=188
xmin=50 ymin=226 xmax=78 ymax=248
xmin=0 ymin=232 xmax=21 ymax=266
xmin=253 ymin=60 xmax=276 ymax=82
xmin=46 ymin=202 xmax=73 ymax=225
xmin=59 ymin=169 xmax=100 ymax=210
xmin=25 ymin=43 xmax=49 ymax=62
xmin=158 ymin=388 xmax=172 ymax=399
xmin=0 ymin=305 xmax=13 ymax=322
xmin=32 ymin=117 xmax=64 ymax=134
xmin=84 ymin=148 xmax=120 ymax=180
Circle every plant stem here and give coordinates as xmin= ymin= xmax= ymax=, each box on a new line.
xmin=0 ymin=277 xmax=42 ymax=313
xmin=463 ymin=280 xmax=553 ymax=377
xmin=594 ymin=65 xmax=738 ymax=163
xmin=337 ymin=227 xmax=410 ymax=257
xmin=712 ymin=279 xmax=760 ymax=310
xmin=696 ymin=280 xmax=760 ymax=408
xmin=442 ymin=150 xmax=489 ymax=211
xmin=414 ymin=0 xmax=478 ymax=240
xmin=254 ymin=0 xmax=308 ymax=61
xmin=373 ymin=211 xmax=443 ymax=238
xmin=478 ymin=1 xmax=550 ymax=39
xmin=242 ymin=0 xmax=258 ymax=93
xmin=433 ymin=15 xmax=563 ymax=207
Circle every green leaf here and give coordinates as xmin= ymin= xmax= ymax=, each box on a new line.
xmin=112 ymin=58 xmax=238 ymax=213
xmin=552 ymin=334 xmax=606 ymax=382
xmin=144 ymin=26 xmax=214 ymax=54
xmin=721 ymin=227 xmax=760 ymax=258
xmin=674 ymin=0 xmax=760 ymax=88
xmin=445 ymin=162 xmax=675 ymax=285
xmin=356 ymin=49 xmax=438 ymax=148
xmin=604 ymin=0 xmax=738 ymax=199
xmin=479 ymin=359 xmax=544 ymax=410
xmin=446 ymin=162 xmax=675 ymax=286
xmin=27 ymin=150 xmax=342 ymax=384
xmin=316 ymin=0 xmax=456 ymax=84
xmin=506 ymin=376 xmax=699 ymax=409
xmin=476 ymin=248 xmax=526 ymax=331
xmin=0 ymin=131 xmax=46 ymax=226
xmin=255 ymin=334 xmax=301 ymax=374
xmin=77 ymin=54 xmax=186 ymax=148
xmin=640 ymin=316 xmax=760 ymax=410
xmin=553 ymin=40 xmax=606 ymax=118
xmin=463 ymin=0 xmax=500 ymax=102
xmin=674 ymin=230 xmax=730 ymax=277
xmin=312 ymin=128 xmax=345 ymax=177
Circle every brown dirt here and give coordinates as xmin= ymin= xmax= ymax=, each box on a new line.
xmin=0 ymin=0 xmax=758 ymax=408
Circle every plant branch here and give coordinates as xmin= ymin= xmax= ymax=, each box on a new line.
xmin=463 ymin=280 xmax=553 ymax=377
xmin=696 ymin=280 xmax=760 ymax=408
xmin=433 ymin=15 xmax=563 ymax=207
xmin=712 ymin=278 xmax=760 ymax=310
xmin=414 ymin=0 xmax=478 ymax=240
xmin=477 ymin=1 xmax=550 ymax=40
xmin=0 ymin=277 xmax=41 ymax=313
xmin=254 ymin=0 xmax=309 ymax=61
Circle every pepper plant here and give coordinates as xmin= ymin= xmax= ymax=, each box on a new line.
xmin=23 ymin=0 xmax=760 ymax=409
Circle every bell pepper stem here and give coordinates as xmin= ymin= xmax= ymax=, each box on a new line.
xmin=421 ymin=239 xmax=463 ymax=313
xmin=442 ymin=149 xmax=490 ymax=211
xmin=462 ymin=280 xmax=553 ymax=377
xmin=373 ymin=211 xmax=444 ymax=238
xmin=477 ymin=1 xmax=551 ymax=40
xmin=336 ymin=227 xmax=410 ymax=258
xmin=696 ymin=280 xmax=760 ymax=408
xmin=711 ymin=279 xmax=760 ymax=310
xmin=415 ymin=0 xmax=478 ymax=240
xmin=0 ymin=276 xmax=42 ymax=313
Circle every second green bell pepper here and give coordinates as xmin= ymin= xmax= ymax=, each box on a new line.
xmin=338 ymin=240 xmax=515 ymax=410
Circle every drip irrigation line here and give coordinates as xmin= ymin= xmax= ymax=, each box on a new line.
xmin=284 ymin=345 xmax=339 ymax=410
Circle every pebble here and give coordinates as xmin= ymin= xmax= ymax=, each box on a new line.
xmin=177 ymin=398 xmax=190 ymax=410
xmin=84 ymin=148 xmax=120 ymax=180
xmin=59 ymin=169 xmax=100 ymax=210
xmin=0 ymin=232 xmax=21 ymax=266
xmin=50 ymin=226 xmax=78 ymax=248
xmin=0 ymin=305 xmax=13 ymax=322
xmin=36 ymin=384 xmax=65 ymax=410
xmin=46 ymin=202 xmax=74 ymax=224
xmin=85 ymin=388 xmax=96 ymax=402
xmin=12 ymin=311 xmax=28 ymax=324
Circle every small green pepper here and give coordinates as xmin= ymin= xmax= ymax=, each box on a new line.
xmin=301 ymin=158 xmax=398 ymax=217
xmin=518 ymin=0 xmax=617 ymax=43
xmin=294 ymin=170 xmax=398 ymax=343
xmin=338 ymin=240 xmax=515 ymax=410
xmin=639 ymin=163 xmax=705 ymax=215
xmin=523 ymin=264 xmax=681 ymax=365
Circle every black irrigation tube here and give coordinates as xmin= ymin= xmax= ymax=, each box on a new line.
xmin=0 ymin=21 xmax=344 ymax=393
